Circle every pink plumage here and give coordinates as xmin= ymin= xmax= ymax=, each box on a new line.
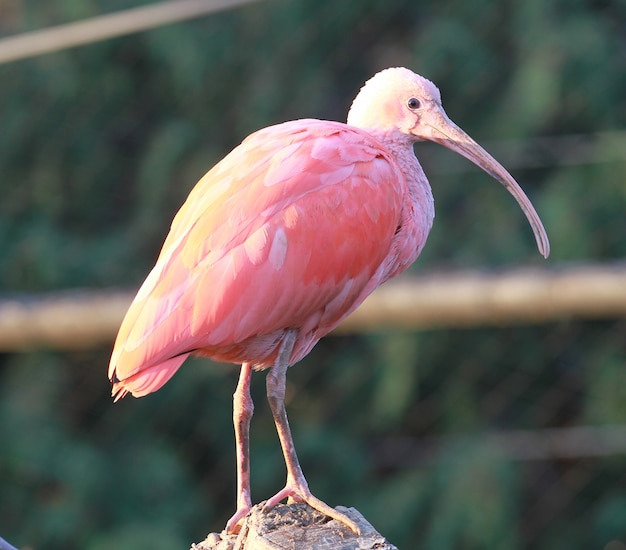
xmin=109 ymin=67 xmax=549 ymax=533
xmin=109 ymin=119 xmax=429 ymax=398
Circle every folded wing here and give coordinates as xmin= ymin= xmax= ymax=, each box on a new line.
xmin=109 ymin=119 xmax=406 ymax=397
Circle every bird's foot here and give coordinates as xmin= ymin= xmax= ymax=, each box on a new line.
xmin=263 ymin=483 xmax=361 ymax=534
xmin=225 ymin=491 xmax=253 ymax=534
xmin=225 ymin=505 xmax=251 ymax=534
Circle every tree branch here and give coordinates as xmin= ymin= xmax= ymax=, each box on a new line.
xmin=191 ymin=503 xmax=397 ymax=550
xmin=0 ymin=262 xmax=625 ymax=351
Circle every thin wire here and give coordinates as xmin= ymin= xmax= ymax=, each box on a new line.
xmin=0 ymin=1 xmax=622 ymax=171
xmin=422 ymin=130 xmax=626 ymax=173
xmin=0 ymin=0 xmax=262 ymax=65
xmin=375 ymin=424 xmax=626 ymax=466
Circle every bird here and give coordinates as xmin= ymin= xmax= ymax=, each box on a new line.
xmin=109 ymin=67 xmax=550 ymax=534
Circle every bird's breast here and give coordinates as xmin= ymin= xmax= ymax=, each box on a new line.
xmin=370 ymin=139 xmax=435 ymax=284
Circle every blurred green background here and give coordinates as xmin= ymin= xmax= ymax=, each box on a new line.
xmin=1 ymin=0 xmax=626 ymax=548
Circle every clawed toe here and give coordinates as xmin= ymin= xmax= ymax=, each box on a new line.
xmin=263 ymin=485 xmax=361 ymax=534
xmin=225 ymin=506 xmax=251 ymax=534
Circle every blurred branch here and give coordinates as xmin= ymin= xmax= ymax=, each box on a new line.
xmin=374 ymin=425 xmax=626 ymax=469
xmin=0 ymin=0 xmax=262 ymax=65
xmin=0 ymin=262 xmax=625 ymax=352
xmin=0 ymin=289 xmax=129 ymax=351
xmin=0 ymin=537 xmax=19 ymax=550
xmin=337 ymin=261 xmax=626 ymax=333
xmin=191 ymin=503 xmax=397 ymax=550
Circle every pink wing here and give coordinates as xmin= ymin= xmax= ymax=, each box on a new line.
xmin=109 ymin=119 xmax=406 ymax=398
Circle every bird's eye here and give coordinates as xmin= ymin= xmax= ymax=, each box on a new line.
xmin=407 ymin=97 xmax=422 ymax=110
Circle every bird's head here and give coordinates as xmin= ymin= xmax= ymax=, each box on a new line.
xmin=348 ymin=66 xmax=444 ymax=139
xmin=347 ymin=67 xmax=550 ymax=259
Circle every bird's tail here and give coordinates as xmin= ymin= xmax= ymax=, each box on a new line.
xmin=110 ymin=353 xmax=190 ymax=401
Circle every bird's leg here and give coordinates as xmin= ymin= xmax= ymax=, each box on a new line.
xmin=263 ymin=329 xmax=361 ymax=534
xmin=225 ymin=362 xmax=254 ymax=533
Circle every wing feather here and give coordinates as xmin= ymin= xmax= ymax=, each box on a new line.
xmin=110 ymin=119 xmax=406 ymax=390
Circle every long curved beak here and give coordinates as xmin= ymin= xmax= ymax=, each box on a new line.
xmin=420 ymin=107 xmax=550 ymax=259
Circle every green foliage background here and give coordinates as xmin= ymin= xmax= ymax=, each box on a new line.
xmin=1 ymin=1 xmax=625 ymax=548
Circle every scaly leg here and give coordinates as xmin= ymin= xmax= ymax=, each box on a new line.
xmin=225 ymin=362 xmax=254 ymax=533
xmin=263 ymin=329 xmax=361 ymax=534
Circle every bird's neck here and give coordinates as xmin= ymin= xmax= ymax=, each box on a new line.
xmin=375 ymin=133 xmax=436 ymax=282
